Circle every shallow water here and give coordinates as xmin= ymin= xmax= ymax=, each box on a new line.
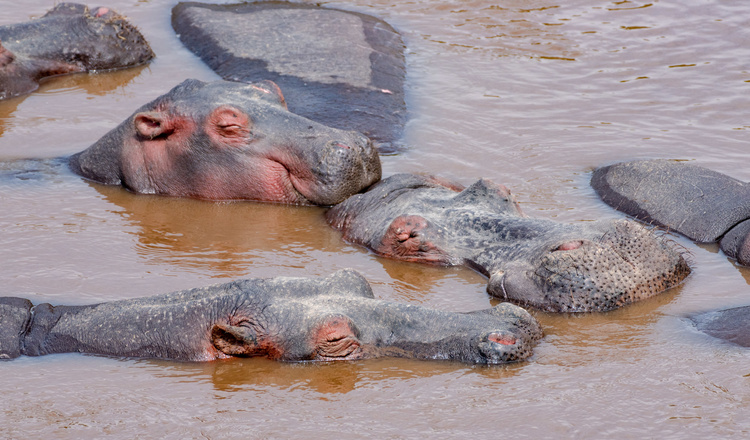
xmin=1 ymin=0 xmax=750 ymax=438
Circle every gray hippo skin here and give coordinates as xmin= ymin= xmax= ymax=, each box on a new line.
xmin=691 ymin=306 xmax=750 ymax=347
xmin=0 ymin=3 xmax=154 ymax=100
xmin=171 ymin=2 xmax=406 ymax=153
xmin=591 ymin=160 xmax=750 ymax=265
xmin=69 ymin=78 xmax=381 ymax=204
xmin=0 ymin=270 xmax=542 ymax=365
xmin=327 ymin=174 xmax=691 ymax=313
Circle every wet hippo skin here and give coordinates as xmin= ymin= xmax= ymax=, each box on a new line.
xmin=0 ymin=270 xmax=542 ymax=365
xmin=691 ymin=306 xmax=750 ymax=347
xmin=68 ymin=78 xmax=382 ymax=205
xmin=591 ymin=159 xmax=750 ymax=266
xmin=0 ymin=3 xmax=154 ymax=100
xmin=327 ymin=174 xmax=691 ymax=313
xmin=171 ymin=1 xmax=406 ymax=153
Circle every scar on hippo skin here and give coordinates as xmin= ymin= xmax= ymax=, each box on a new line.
xmin=171 ymin=1 xmax=407 ymax=153
xmin=327 ymin=173 xmax=690 ymax=313
xmin=0 ymin=3 xmax=154 ymax=100
xmin=68 ymin=78 xmax=382 ymax=205
xmin=0 ymin=270 xmax=542 ymax=365
xmin=592 ymin=159 xmax=750 ymax=266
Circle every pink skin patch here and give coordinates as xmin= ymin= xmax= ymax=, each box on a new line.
xmin=93 ymin=7 xmax=110 ymax=18
xmin=312 ymin=317 xmax=361 ymax=359
xmin=488 ymin=333 xmax=517 ymax=346
xmin=555 ymin=240 xmax=583 ymax=251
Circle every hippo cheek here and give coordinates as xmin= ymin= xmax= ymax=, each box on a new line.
xmin=310 ymin=315 xmax=364 ymax=361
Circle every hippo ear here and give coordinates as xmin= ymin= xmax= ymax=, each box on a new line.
xmin=134 ymin=111 xmax=174 ymax=139
xmin=247 ymin=80 xmax=288 ymax=109
xmin=374 ymin=215 xmax=454 ymax=265
xmin=211 ymin=323 xmax=261 ymax=356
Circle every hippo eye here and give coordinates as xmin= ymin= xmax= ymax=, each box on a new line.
xmin=316 ymin=335 xmax=361 ymax=359
xmin=312 ymin=315 xmax=362 ymax=360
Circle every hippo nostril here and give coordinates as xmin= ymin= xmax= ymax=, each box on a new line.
xmin=488 ymin=333 xmax=516 ymax=345
xmin=553 ymin=240 xmax=583 ymax=252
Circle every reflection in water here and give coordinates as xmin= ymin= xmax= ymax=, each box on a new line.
xmin=92 ymin=183 xmax=341 ymax=278
xmin=142 ymin=355 xmax=525 ymax=394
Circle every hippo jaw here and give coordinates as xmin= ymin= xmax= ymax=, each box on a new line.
xmin=486 ymin=220 xmax=691 ymax=313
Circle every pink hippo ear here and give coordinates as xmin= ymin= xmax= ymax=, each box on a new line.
xmin=374 ymin=215 xmax=454 ymax=265
xmin=211 ymin=323 xmax=264 ymax=357
xmin=0 ymin=42 xmax=15 ymax=68
xmin=247 ymin=80 xmax=287 ymax=109
xmin=134 ymin=111 xmax=175 ymax=139
xmin=206 ymin=105 xmax=252 ymax=146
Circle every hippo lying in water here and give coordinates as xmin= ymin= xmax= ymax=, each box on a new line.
xmin=0 ymin=3 xmax=154 ymax=100
xmin=327 ymin=174 xmax=691 ymax=313
xmin=690 ymin=306 xmax=750 ymax=348
xmin=69 ymin=78 xmax=381 ymax=204
xmin=591 ymin=160 xmax=750 ymax=266
xmin=171 ymin=1 xmax=406 ymax=153
xmin=0 ymin=269 xmax=542 ymax=364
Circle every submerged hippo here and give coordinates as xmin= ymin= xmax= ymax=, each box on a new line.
xmin=69 ymin=78 xmax=381 ymax=204
xmin=327 ymin=174 xmax=691 ymax=313
xmin=171 ymin=1 xmax=406 ymax=153
xmin=691 ymin=306 xmax=750 ymax=347
xmin=0 ymin=269 xmax=542 ymax=364
xmin=591 ymin=160 xmax=750 ymax=265
xmin=0 ymin=3 xmax=154 ymax=100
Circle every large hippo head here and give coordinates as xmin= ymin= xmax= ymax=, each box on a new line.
xmin=69 ymin=79 xmax=382 ymax=204
xmin=1 ymin=270 xmax=542 ymax=365
xmin=0 ymin=3 xmax=154 ymax=100
xmin=327 ymin=174 xmax=691 ymax=313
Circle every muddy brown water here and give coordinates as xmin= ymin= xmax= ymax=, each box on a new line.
xmin=1 ymin=0 xmax=749 ymax=438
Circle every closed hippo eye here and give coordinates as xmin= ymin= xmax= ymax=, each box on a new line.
xmin=312 ymin=315 xmax=362 ymax=360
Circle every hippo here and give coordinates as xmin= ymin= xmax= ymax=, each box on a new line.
xmin=326 ymin=174 xmax=691 ymax=313
xmin=591 ymin=159 xmax=750 ymax=266
xmin=0 ymin=269 xmax=542 ymax=365
xmin=171 ymin=1 xmax=406 ymax=153
xmin=691 ymin=306 xmax=750 ymax=347
xmin=0 ymin=3 xmax=154 ymax=100
xmin=69 ymin=78 xmax=382 ymax=204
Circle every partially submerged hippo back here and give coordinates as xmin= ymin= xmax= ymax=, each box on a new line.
xmin=691 ymin=306 xmax=750 ymax=348
xmin=327 ymin=174 xmax=691 ymax=312
xmin=0 ymin=269 xmax=542 ymax=365
xmin=171 ymin=1 xmax=406 ymax=153
xmin=69 ymin=79 xmax=382 ymax=205
xmin=0 ymin=3 xmax=154 ymax=100
xmin=592 ymin=159 xmax=750 ymax=266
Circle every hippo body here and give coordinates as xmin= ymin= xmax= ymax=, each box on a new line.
xmin=691 ymin=306 xmax=750 ymax=348
xmin=0 ymin=270 xmax=542 ymax=365
xmin=0 ymin=3 xmax=154 ymax=100
xmin=69 ymin=78 xmax=381 ymax=205
xmin=591 ymin=160 xmax=750 ymax=265
xmin=171 ymin=1 xmax=406 ymax=153
xmin=327 ymin=174 xmax=691 ymax=313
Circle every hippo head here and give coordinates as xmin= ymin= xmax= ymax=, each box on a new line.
xmin=327 ymin=174 xmax=691 ymax=312
xmin=208 ymin=269 xmax=543 ymax=364
xmin=70 ymin=79 xmax=382 ymax=204
xmin=0 ymin=3 xmax=154 ymax=99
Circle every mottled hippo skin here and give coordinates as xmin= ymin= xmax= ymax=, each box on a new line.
xmin=592 ymin=160 xmax=750 ymax=265
xmin=0 ymin=3 xmax=154 ymax=100
xmin=69 ymin=79 xmax=381 ymax=204
xmin=327 ymin=174 xmax=691 ymax=313
xmin=0 ymin=270 xmax=542 ymax=365
xmin=171 ymin=1 xmax=406 ymax=153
